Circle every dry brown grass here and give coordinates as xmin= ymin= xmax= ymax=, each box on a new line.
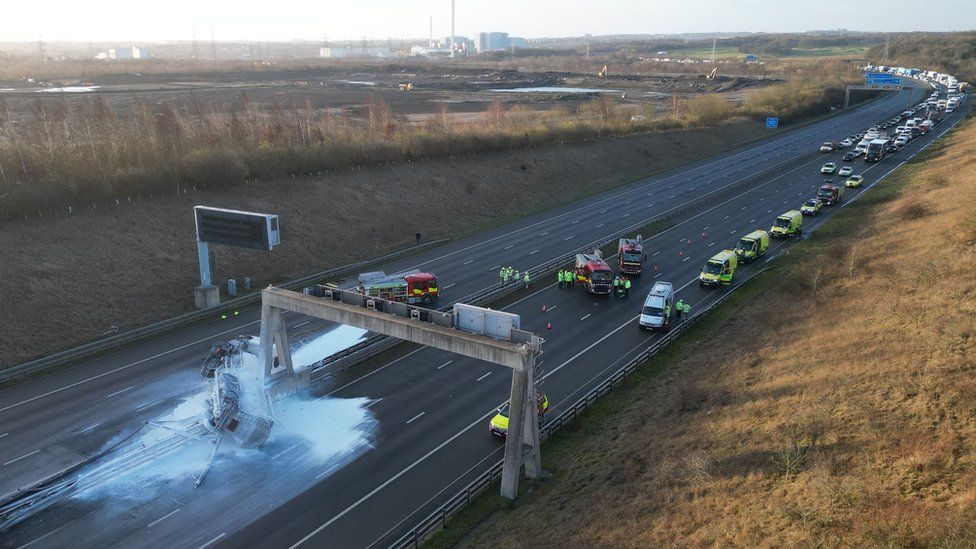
xmin=461 ymin=117 xmax=976 ymax=548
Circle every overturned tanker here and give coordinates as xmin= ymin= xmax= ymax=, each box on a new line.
xmin=206 ymin=368 xmax=274 ymax=448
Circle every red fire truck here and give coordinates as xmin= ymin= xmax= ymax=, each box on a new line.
xmin=618 ymin=235 xmax=645 ymax=275
xmin=357 ymin=270 xmax=439 ymax=305
xmin=575 ymin=250 xmax=614 ymax=295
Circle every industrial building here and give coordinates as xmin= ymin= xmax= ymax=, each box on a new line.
xmin=477 ymin=32 xmax=509 ymax=52
xmin=319 ymin=46 xmax=392 ymax=59
xmin=96 ymin=46 xmax=150 ymax=60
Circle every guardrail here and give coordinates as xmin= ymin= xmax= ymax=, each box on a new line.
xmin=389 ymin=266 xmax=776 ymax=549
xmin=0 ymin=239 xmax=449 ymax=385
xmin=305 ymin=147 xmax=818 ymax=379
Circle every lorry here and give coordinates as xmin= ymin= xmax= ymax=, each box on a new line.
xmin=734 ymin=230 xmax=770 ymax=262
xmin=617 ymin=235 xmax=645 ymax=275
xmin=357 ymin=270 xmax=439 ymax=305
xmin=639 ymin=281 xmax=674 ymax=330
xmin=817 ymin=183 xmax=843 ymax=205
xmin=699 ymin=250 xmax=737 ymax=287
xmin=865 ymin=138 xmax=891 ymax=162
xmin=575 ymin=249 xmax=614 ymax=295
xmin=770 ymin=210 xmax=803 ymax=238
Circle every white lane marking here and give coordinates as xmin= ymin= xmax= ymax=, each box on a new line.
xmin=292 ymin=320 xmax=311 ymax=329
xmin=652 ymin=251 xmax=660 ymax=256
xmin=489 ymin=265 xmax=500 ymax=271
xmin=105 ymin=386 xmax=134 ymax=399
xmin=595 ymin=223 xmax=604 ymax=228
xmin=730 ymin=230 xmax=736 ymax=234
xmin=80 ymin=421 xmax=102 ymax=433
xmin=540 ymin=231 xmax=549 ymax=236
xmin=682 ymin=256 xmax=691 ymax=262
xmin=600 ymin=209 xmax=607 ymax=214
xmin=572 ymin=220 xmax=580 ymax=224
xmin=529 ymin=249 xmax=539 ymax=255
xmin=749 ymin=219 xmax=756 ymax=223
xmin=669 ymin=195 xmax=676 ymax=199
xmin=273 ymin=444 xmax=299 ymax=460
xmin=741 ymin=205 xmax=747 ymax=210
xmin=622 ymin=213 xmax=631 ymax=218
xmin=723 ymin=215 xmax=729 ymax=219
xmin=0 ymin=433 xmax=8 ymax=439
xmin=564 ymin=235 xmax=574 ymax=241
xmin=315 ymin=464 xmax=340 ymax=480
xmin=198 ymin=533 xmax=226 ymax=549
xmin=327 ymin=347 xmax=427 ymax=396
xmin=759 ymin=196 xmax=765 ymax=201
xmin=441 ymin=283 xmax=455 ymax=290
xmin=766 ymin=209 xmax=772 ymax=213
xmin=708 ymin=242 xmax=715 ymax=247
xmin=463 ymin=259 xmax=474 ymax=265
xmin=476 ymin=372 xmax=492 ymax=382
xmin=0 ymin=319 xmax=261 ymax=414
xmin=580 ymin=314 xmax=592 ymax=321
xmin=625 ymin=200 xmax=632 ymax=205
xmin=547 ymin=305 xmax=559 ymax=312
xmin=4 ymin=449 xmax=40 ymax=466
xmin=148 ymin=508 xmax=181 ymax=528
xmin=503 ymin=245 xmax=514 ymax=250
xmin=436 ymin=360 xmax=453 ymax=370
xmin=406 ymin=411 xmax=426 ymax=424
xmin=654 ymin=272 xmax=661 ymax=278
xmin=21 ymin=521 xmax=75 ymax=548
xmin=783 ymin=200 xmax=789 ymax=204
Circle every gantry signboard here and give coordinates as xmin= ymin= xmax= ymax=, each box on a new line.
xmin=194 ymin=206 xmax=281 ymax=251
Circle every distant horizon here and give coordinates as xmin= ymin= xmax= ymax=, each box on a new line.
xmin=2 ymin=0 xmax=975 ymax=43
xmin=1 ymin=29 xmax=973 ymax=48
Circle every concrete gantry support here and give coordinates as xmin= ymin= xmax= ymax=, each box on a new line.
xmin=258 ymin=286 xmax=544 ymax=500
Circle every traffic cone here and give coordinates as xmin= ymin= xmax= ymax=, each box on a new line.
xmin=546 ymin=322 xmax=552 ymax=330
xmin=654 ymin=265 xmax=658 ymax=272
xmin=678 ymin=250 xmax=683 ymax=256
xmin=541 ymin=304 xmax=547 ymax=312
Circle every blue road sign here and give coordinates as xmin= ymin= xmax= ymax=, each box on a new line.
xmin=865 ymin=72 xmax=902 ymax=85
xmin=765 ymin=117 xmax=779 ymax=129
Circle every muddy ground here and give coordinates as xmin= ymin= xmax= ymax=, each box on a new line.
xmin=0 ymin=66 xmax=772 ymax=125
xmin=0 ymin=118 xmax=769 ymax=366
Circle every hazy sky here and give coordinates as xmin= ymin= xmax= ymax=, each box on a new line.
xmin=5 ymin=0 xmax=975 ymax=42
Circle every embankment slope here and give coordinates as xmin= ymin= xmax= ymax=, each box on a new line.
xmin=0 ymin=120 xmax=766 ymax=365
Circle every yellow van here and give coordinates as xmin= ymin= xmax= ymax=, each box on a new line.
xmin=770 ymin=210 xmax=802 ymax=238
xmin=734 ymin=230 xmax=769 ymax=262
xmin=699 ymin=250 xmax=737 ymax=287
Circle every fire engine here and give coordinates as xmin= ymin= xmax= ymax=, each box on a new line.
xmin=575 ymin=250 xmax=614 ymax=294
xmin=357 ymin=270 xmax=439 ymax=305
xmin=618 ymin=235 xmax=645 ymax=275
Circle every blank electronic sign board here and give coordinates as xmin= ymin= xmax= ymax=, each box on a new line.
xmin=194 ymin=206 xmax=280 ymax=251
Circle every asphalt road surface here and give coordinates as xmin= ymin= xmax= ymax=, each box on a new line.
xmin=2 ymin=83 xmax=963 ymax=548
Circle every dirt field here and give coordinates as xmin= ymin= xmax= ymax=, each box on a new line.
xmin=451 ymin=117 xmax=976 ymax=547
xmin=0 ymin=118 xmax=769 ymax=366
xmin=0 ymin=65 xmax=770 ymax=125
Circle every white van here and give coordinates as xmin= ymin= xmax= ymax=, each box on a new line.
xmin=639 ymin=281 xmax=674 ymax=330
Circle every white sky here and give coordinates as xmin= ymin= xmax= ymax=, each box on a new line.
xmin=4 ymin=0 xmax=975 ymax=42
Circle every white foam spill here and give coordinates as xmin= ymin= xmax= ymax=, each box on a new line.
xmin=73 ymin=344 xmax=376 ymax=505
xmin=291 ymin=325 xmax=368 ymax=367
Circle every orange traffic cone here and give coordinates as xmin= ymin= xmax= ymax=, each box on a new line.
xmin=546 ymin=322 xmax=552 ymax=330
xmin=541 ymin=304 xmax=547 ymax=313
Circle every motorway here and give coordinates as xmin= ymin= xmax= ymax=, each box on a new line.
xmin=0 ymin=83 xmax=960 ymax=547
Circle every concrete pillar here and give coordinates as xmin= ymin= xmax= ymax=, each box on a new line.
xmin=501 ymin=368 xmax=528 ymax=499
xmin=273 ymin=313 xmax=294 ymax=377
xmin=521 ymin=356 xmax=542 ymax=479
xmin=259 ymin=302 xmax=278 ymax=380
xmin=844 ymin=86 xmax=851 ymax=109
